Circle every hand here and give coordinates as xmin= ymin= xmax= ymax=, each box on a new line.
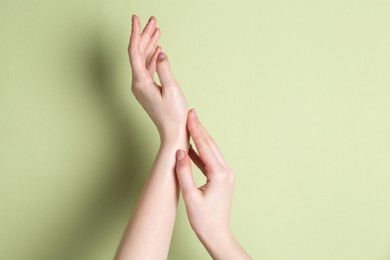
xmin=175 ymin=109 xmax=251 ymax=259
xmin=128 ymin=15 xmax=188 ymax=142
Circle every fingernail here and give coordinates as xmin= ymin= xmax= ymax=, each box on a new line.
xmin=157 ymin=52 xmax=166 ymax=60
xmin=176 ymin=150 xmax=185 ymax=161
xmin=192 ymin=109 xmax=198 ymax=120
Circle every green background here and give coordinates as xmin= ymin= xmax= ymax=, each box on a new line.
xmin=1 ymin=0 xmax=390 ymax=259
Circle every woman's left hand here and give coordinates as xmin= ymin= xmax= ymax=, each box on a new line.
xmin=128 ymin=15 xmax=189 ymax=143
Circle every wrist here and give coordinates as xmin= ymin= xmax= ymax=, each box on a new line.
xmin=198 ymin=227 xmax=234 ymax=248
xmin=198 ymin=229 xmax=250 ymax=260
xmin=159 ymin=124 xmax=189 ymax=147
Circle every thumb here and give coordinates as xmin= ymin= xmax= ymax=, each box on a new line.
xmin=156 ymin=52 xmax=177 ymax=87
xmin=175 ymin=150 xmax=197 ymax=197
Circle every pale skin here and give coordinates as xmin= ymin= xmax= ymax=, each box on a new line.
xmin=114 ymin=15 xmax=251 ymax=259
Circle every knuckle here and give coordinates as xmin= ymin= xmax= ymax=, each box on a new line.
xmin=157 ymin=59 xmax=167 ymax=66
xmin=209 ymin=165 xmax=235 ymax=183
xmin=206 ymin=135 xmax=215 ymax=145
xmin=177 ymin=160 xmax=189 ymax=172
xmin=191 ymin=124 xmax=205 ymax=140
xmin=204 ymin=164 xmax=213 ymax=174
xmin=163 ymin=84 xmax=179 ymax=93
xmin=153 ymin=28 xmax=161 ymax=37
xmin=131 ymin=80 xmax=144 ymax=95
xmin=214 ymin=163 xmax=227 ymax=173
xmin=207 ymin=163 xmax=226 ymax=175
xmin=213 ymin=172 xmax=229 ymax=182
xmin=193 ymin=136 xmax=207 ymax=151
xmin=129 ymin=44 xmax=140 ymax=55
xmin=193 ymin=135 xmax=213 ymax=151
xmin=177 ymin=168 xmax=188 ymax=176
xmin=128 ymin=43 xmax=135 ymax=52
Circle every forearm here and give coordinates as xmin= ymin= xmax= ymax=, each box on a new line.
xmin=115 ymin=129 xmax=189 ymax=259
xmin=198 ymin=230 xmax=252 ymax=260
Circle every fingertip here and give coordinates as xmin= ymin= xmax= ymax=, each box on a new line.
xmin=175 ymin=150 xmax=190 ymax=178
xmin=176 ymin=149 xmax=185 ymax=162
xmin=175 ymin=150 xmax=197 ymax=195
xmin=191 ymin=108 xmax=198 ymax=120
xmin=188 ymin=108 xmax=198 ymax=125
xmin=146 ymin=46 xmax=162 ymax=75
xmin=157 ymin=52 xmax=167 ymax=61
xmin=131 ymin=15 xmax=141 ymax=33
xmin=146 ymin=16 xmax=156 ymax=27
xmin=132 ymin=14 xmax=137 ymax=23
xmin=156 ymin=51 xmax=176 ymax=86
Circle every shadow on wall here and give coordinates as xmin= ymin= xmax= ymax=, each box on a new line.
xmin=31 ymin=28 xmax=150 ymax=260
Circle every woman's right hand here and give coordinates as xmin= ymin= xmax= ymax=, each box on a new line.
xmin=175 ymin=109 xmax=251 ymax=260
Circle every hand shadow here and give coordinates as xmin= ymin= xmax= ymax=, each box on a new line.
xmin=32 ymin=30 xmax=151 ymax=260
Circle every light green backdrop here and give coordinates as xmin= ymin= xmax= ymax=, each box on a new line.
xmin=1 ymin=0 xmax=390 ymax=259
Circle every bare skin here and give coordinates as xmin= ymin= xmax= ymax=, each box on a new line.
xmin=176 ymin=109 xmax=252 ymax=259
xmin=115 ymin=15 xmax=189 ymax=259
xmin=115 ymin=15 xmax=251 ymax=259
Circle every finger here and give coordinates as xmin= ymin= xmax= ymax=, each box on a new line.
xmin=128 ymin=15 xmax=144 ymax=73
xmin=176 ymin=150 xmax=199 ymax=197
xmin=145 ymin=27 xmax=161 ymax=63
xmin=140 ymin=16 xmax=157 ymax=52
xmin=188 ymin=144 xmax=207 ymax=176
xmin=187 ymin=109 xmax=227 ymax=171
xmin=156 ymin=52 xmax=177 ymax=87
xmin=147 ymin=45 xmax=162 ymax=77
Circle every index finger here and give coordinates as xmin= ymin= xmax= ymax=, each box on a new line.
xmin=187 ymin=109 xmax=227 ymax=171
xmin=128 ymin=15 xmax=145 ymax=74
